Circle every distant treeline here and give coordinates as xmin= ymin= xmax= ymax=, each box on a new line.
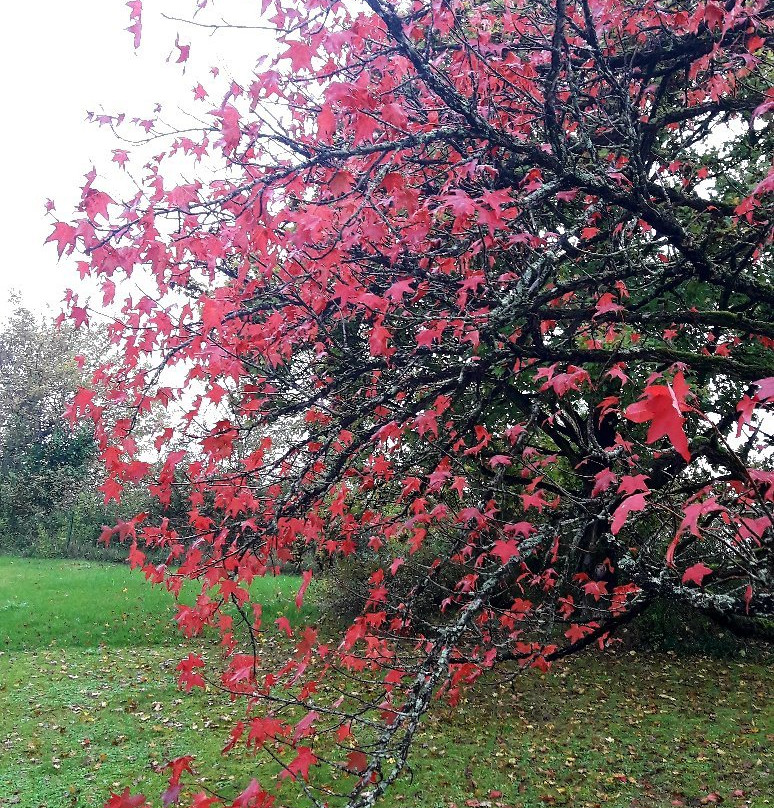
xmin=0 ymin=306 xmax=188 ymax=560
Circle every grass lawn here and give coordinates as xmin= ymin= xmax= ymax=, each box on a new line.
xmin=0 ymin=556 xmax=771 ymax=808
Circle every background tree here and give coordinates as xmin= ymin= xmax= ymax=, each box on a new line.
xmin=51 ymin=0 xmax=773 ymax=805
xmin=0 ymin=307 xmax=190 ymax=557
xmin=0 ymin=306 xmax=96 ymax=552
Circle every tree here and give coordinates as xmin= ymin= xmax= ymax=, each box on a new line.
xmin=0 ymin=306 xmax=95 ymax=551
xmin=0 ymin=307 xmax=182 ymax=558
xmin=52 ymin=0 xmax=773 ymax=805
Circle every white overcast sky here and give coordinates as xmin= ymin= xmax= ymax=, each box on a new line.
xmin=0 ymin=0 xmax=272 ymax=320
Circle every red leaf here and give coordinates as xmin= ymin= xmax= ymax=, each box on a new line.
xmin=162 ymin=784 xmax=181 ymax=807
xmin=565 ymin=623 xmax=596 ymax=643
xmin=611 ymin=494 xmax=648 ymax=535
xmin=105 ymin=788 xmax=148 ymax=808
xmin=165 ymin=755 xmax=195 ymax=784
xmin=665 ymin=533 xmax=680 ymax=568
xmin=489 ymin=454 xmax=512 ymax=468
xmin=318 ymin=105 xmax=336 ymax=141
xmin=189 ymin=794 xmax=219 ymax=808
xmin=295 ymin=569 xmax=313 ymax=609
xmin=617 ymin=474 xmax=650 ymax=495
xmin=368 ymin=321 xmax=393 ymax=357
xmin=231 ymin=778 xmax=268 ymax=808
xmin=755 ymin=377 xmax=774 ymax=401
xmin=112 ymin=149 xmax=130 ymax=168
xmin=222 ymin=721 xmax=245 ymax=754
xmin=591 ymin=469 xmax=617 ymax=497
xmin=386 ymin=278 xmax=415 ymax=302
xmin=677 ymin=499 xmax=725 ymax=537
xmin=293 ymin=710 xmax=319 ymax=741
xmin=281 ymin=746 xmax=317 ymax=781
xmin=682 ymin=563 xmax=713 ymax=586
xmin=99 ymin=477 xmax=123 ymax=504
xmin=625 ymin=374 xmax=691 ymax=461
xmin=583 ymin=580 xmax=608 ymax=601
xmin=201 ymin=297 xmax=226 ymax=332
xmin=215 ymin=105 xmax=241 ymax=154
xmin=83 ymin=189 xmax=114 ymax=220
xmin=491 ymin=539 xmax=520 ymax=564
xmin=346 ymin=750 xmax=369 ymax=773
xmin=126 ymin=0 xmax=142 ymax=49
xmin=46 ymin=222 xmax=78 ymax=257
xmin=703 ymin=2 xmax=724 ymax=30
xmin=280 ymin=39 xmax=316 ymax=71
xmin=174 ymin=36 xmax=190 ymax=63
xmin=594 ymin=292 xmax=623 ymax=318
xmin=752 ymin=96 xmax=774 ymax=121
xmin=412 ymin=409 xmax=438 ymax=438
xmin=70 ymin=306 xmax=89 ymax=329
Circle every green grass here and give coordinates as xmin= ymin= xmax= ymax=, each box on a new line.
xmin=0 ymin=557 xmax=306 ymax=650
xmin=0 ymin=556 xmax=771 ymax=808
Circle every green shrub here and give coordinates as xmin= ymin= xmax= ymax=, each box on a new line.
xmin=619 ymin=598 xmax=770 ymax=659
xmin=317 ymin=532 xmax=465 ymax=624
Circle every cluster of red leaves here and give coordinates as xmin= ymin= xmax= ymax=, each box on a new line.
xmin=50 ymin=0 xmax=773 ymax=806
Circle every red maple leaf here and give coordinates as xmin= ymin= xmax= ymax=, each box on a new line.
xmin=174 ymin=35 xmax=190 ymax=63
xmin=83 ymin=189 xmax=114 ymax=220
xmin=385 ymin=278 xmax=415 ymax=302
xmin=682 ymin=563 xmax=713 ymax=586
xmin=201 ymin=296 xmax=226 ymax=332
xmin=70 ymin=306 xmax=89 ymax=329
xmin=583 ymin=580 xmax=608 ymax=601
xmin=161 ymin=783 xmax=181 ymax=807
xmin=412 ymin=409 xmax=438 ymax=438
xmin=591 ymin=469 xmax=617 ymax=497
xmin=189 ymin=795 xmax=219 ymax=808
xmin=126 ymin=0 xmax=142 ymax=49
xmin=617 ymin=474 xmax=650 ymax=495
xmin=99 ymin=477 xmax=123 ymax=505
xmin=295 ymin=569 xmax=313 ymax=609
xmin=281 ymin=746 xmax=318 ymax=781
xmin=45 ymin=222 xmax=78 ymax=257
xmin=593 ymin=292 xmax=623 ymax=318
xmin=565 ymin=623 xmax=596 ymax=644
xmin=625 ymin=373 xmax=691 ymax=461
xmin=755 ymin=377 xmax=774 ymax=401
xmin=112 ymin=149 xmax=130 ymax=168
xmin=678 ymin=498 xmax=725 ymax=537
xmin=346 ymin=749 xmax=369 ymax=773
xmin=293 ymin=710 xmax=319 ymax=741
xmin=491 ymin=539 xmax=520 ymax=564
xmin=368 ymin=321 xmax=393 ymax=357
xmin=215 ymin=104 xmax=241 ymax=154
xmin=231 ymin=778 xmax=269 ymax=808
xmin=165 ymin=755 xmax=195 ymax=784
xmin=611 ymin=493 xmax=648 ymax=535
xmin=489 ymin=454 xmax=512 ymax=468
xmin=280 ymin=39 xmax=316 ymax=71
xmin=105 ymin=788 xmax=148 ymax=808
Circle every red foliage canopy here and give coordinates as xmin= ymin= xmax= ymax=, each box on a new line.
xmin=52 ymin=0 xmax=773 ymax=805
